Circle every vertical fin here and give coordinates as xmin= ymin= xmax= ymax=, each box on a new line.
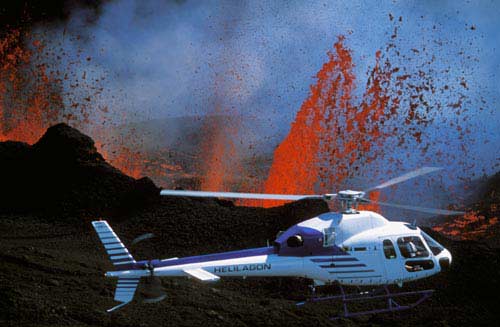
xmin=92 ymin=221 xmax=136 ymax=267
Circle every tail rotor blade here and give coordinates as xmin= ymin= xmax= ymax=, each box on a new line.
xmin=132 ymin=233 xmax=155 ymax=245
xmin=143 ymin=293 xmax=167 ymax=304
xmin=364 ymin=167 xmax=442 ymax=193
xmin=363 ymin=198 xmax=464 ymax=216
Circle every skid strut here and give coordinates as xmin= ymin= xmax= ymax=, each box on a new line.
xmin=296 ymin=284 xmax=434 ymax=320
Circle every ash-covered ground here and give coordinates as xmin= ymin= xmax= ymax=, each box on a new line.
xmin=0 ymin=124 xmax=499 ymax=326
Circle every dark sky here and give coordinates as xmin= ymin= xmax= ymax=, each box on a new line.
xmin=0 ymin=1 xmax=106 ymax=32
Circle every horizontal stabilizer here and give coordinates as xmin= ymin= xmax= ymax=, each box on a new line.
xmin=183 ymin=268 xmax=220 ymax=282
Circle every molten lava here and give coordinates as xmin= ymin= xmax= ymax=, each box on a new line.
xmin=0 ymin=30 xmax=61 ymax=143
xmin=257 ymin=37 xmax=398 ymax=208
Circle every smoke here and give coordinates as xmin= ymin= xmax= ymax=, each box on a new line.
xmin=37 ymin=1 xmax=258 ymax=119
xmin=8 ymin=0 xmax=497 ymax=208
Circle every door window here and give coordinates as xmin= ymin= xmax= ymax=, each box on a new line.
xmin=323 ymin=227 xmax=336 ymax=247
xmin=383 ymin=239 xmax=397 ymax=259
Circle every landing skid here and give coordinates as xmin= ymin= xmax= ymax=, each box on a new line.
xmin=296 ymin=284 xmax=434 ymax=320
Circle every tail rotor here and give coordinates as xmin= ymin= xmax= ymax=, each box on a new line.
xmin=131 ymin=233 xmax=168 ymax=304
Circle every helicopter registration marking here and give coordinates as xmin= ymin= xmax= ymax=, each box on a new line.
xmin=213 ymin=263 xmax=271 ymax=273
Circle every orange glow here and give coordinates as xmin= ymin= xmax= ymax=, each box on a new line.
xmin=0 ymin=30 xmax=61 ymax=143
xmin=358 ymin=191 xmax=381 ymax=212
xmin=94 ymin=141 xmax=143 ymax=178
xmin=432 ymin=211 xmax=499 ymax=240
xmin=198 ymin=114 xmax=238 ymax=191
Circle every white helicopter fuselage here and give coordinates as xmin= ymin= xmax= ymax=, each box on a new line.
xmin=104 ymin=211 xmax=451 ymax=287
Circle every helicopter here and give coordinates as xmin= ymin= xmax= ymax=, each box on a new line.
xmin=92 ymin=167 xmax=461 ymax=318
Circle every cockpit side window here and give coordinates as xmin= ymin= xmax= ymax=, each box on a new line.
xmin=421 ymin=231 xmax=445 ymax=256
xmin=383 ymin=239 xmax=397 ymax=259
xmin=397 ymin=236 xmax=429 ymax=258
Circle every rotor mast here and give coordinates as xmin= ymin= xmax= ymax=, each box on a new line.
xmin=337 ymin=190 xmax=366 ymax=214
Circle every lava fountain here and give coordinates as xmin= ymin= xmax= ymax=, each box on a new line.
xmin=250 ymin=37 xmax=399 ymax=208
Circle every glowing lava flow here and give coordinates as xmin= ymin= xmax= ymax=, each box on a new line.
xmin=433 ymin=210 xmax=499 ymax=240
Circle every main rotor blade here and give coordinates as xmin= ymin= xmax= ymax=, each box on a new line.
xmin=160 ymin=190 xmax=324 ymax=201
xmin=364 ymin=167 xmax=443 ymax=193
xmin=365 ymin=199 xmax=465 ymax=216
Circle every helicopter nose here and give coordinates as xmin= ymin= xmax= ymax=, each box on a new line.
xmin=438 ymin=249 xmax=452 ymax=272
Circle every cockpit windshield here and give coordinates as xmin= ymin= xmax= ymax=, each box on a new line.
xmin=421 ymin=231 xmax=445 ymax=256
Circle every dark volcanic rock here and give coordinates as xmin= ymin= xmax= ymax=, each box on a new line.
xmin=32 ymin=123 xmax=104 ymax=164
xmin=0 ymin=141 xmax=31 ymax=161
xmin=473 ymin=171 xmax=500 ymax=218
xmin=0 ymin=204 xmax=498 ymax=326
xmin=0 ymin=123 xmax=160 ymax=217
xmin=433 ymin=171 xmax=500 ymax=245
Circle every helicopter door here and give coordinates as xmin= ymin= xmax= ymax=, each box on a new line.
xmin=379 ymin=238 xmax=403 ymax=283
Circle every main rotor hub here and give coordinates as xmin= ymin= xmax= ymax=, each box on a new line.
xmin=337 ymin=190 xmax=365 ymax=214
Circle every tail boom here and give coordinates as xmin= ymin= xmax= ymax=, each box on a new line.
xmin=92 ymin=220 xmax=306 ymax=312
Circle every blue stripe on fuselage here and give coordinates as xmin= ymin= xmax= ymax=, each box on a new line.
xmin=140 ymin=246 xmax=276 ymax=269
xmin=310 ymin=257 xmax=358 ymax=263
xmin=319 ymin=263 xmax=366 ymax=268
